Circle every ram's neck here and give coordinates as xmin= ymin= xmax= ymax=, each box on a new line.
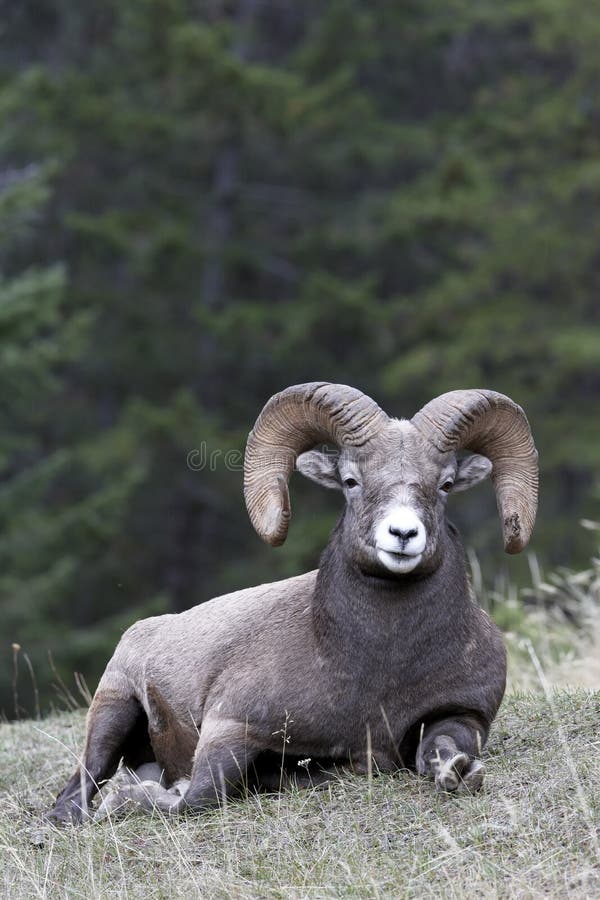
xmin=311 ymin=521 xmax=475 ymax=657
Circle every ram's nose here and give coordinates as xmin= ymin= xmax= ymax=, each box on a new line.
xmin=388 ymin=525 xmax=419 ymax=543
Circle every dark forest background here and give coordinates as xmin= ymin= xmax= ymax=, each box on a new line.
xmin=1 ymin=0 xmax=599 ymax=718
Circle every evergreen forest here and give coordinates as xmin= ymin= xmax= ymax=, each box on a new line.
xmin=1 ymin=0 xmax=600 ymax=716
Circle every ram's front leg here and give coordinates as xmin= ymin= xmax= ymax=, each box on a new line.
xmin=415 ymin=716 xmax=488 ymax=794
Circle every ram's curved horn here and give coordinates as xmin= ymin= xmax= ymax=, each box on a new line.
xmin=411 ymin=390 xmax=538 ymax=553
xmin=244 ymin=382 xmax=389 ymax=546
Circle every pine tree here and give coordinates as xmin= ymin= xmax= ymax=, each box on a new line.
xmin=1 ymin=0 xmax=600 ymax=715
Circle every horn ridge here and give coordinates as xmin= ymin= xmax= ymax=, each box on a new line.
xmin=244 ymin=382 xmax=388 ymax=546
xmin=412 ymin=389 xmax=538 ymax=554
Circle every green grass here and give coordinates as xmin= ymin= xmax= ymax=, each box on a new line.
xmin=1 ymin=691 xmax=599 ymax=899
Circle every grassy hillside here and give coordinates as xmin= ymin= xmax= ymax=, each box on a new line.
xmin=1 ymin=691 xmax=599 ymax=899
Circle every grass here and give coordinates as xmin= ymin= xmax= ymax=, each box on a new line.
xmin=2 ymin=544 xmax=600 ymax=897
xmin=0 ymin=690 xmax=599 ymax=898
xmin=474 ymin=546 xmax=600 ymax=692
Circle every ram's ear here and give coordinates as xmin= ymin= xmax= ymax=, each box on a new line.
xmin=453 ymin=454 xmax=493 ymax=492
xmin=296 ymin=450 xmax=342 ymax=490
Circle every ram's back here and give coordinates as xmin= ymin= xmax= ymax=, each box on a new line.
xmin=99 ymin=570 xmax=320 ymax=725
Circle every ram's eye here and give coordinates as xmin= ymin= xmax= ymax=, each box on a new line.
xmin=344 ymin=477 xmax=359 ymax=489
xmin=440 ymin=480 xmax=454 ymax=494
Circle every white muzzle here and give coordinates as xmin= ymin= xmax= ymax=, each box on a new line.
xmin=374 ymin=505 xmax=427 ymax=574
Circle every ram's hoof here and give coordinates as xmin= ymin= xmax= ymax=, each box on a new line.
xmin=457 ymin=758 xmax=485 ymax=794
xmin=45 ymin=801 xmax=90 ymax=826
xmin=433 ymin=753 xmax=485 ymax=794
xmin=93 ymin=766 xmax=191 ymax=820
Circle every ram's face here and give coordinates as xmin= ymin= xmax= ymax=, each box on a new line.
xmin=297 ymin=420 xmax=492 ymax=576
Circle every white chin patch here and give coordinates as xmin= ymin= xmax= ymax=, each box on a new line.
xmin=376 ymin=549 xmax=423 ymax=574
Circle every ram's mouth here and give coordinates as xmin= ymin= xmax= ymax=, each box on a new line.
xmin=375 ymin=543 xmax=422 ymax=559
xmin=376 ymin=547 xmax=423 ymax=573
xmin=383 ymin=550 xmax=416 ymax=558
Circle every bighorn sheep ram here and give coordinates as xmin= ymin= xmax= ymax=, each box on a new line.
xmin=48 ymin=383 xmax=538 ymax=823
